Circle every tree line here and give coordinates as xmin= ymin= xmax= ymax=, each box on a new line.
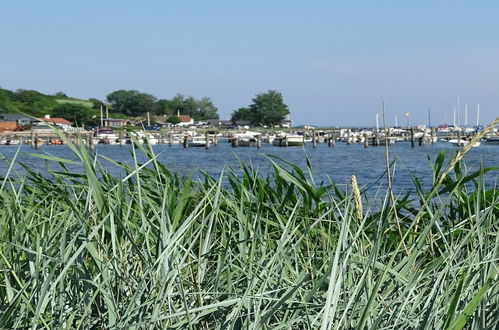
xmin=0 ymin=87 xmax=290 ymax=127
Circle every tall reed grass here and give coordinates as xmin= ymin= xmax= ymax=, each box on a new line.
xmin=0 ymin=133 xmax=498 ymax=329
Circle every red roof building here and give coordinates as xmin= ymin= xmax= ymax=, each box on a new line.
xmin=177 ymin=115 xmax=194 ymax=127
xmin=0 ymin=122 xmax=19 ymax=132
xmin=39 ymin=117 xmax=73 ymax=125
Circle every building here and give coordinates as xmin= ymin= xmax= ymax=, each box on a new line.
xmin=102 ymin=118 xmax=132 ymax=127
xmin=177 ymin=115 xmax=194 ymax=127
xmin=0 ymin=113 xmax=40 ymax=127
xmin=0 ymin=122 xmax=19 ymax=132
xmin=39 ymin=115 xmax=73 ymax=131
xmin=280 ymin=119 xmax=293 ymax=128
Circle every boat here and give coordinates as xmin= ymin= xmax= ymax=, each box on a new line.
xmin=95 ymin=128 xmax=120 ymax=144
xmin=448 ymin=139 xmax=480 ymax=147
xmin=188 ymin=136 xmax=208 ymax=147
xmin=129 ymin=131 xmax=159 ymax=144
xmin=484 ymin=136 xmax=499 ymax=144
xmin=234 ymin=131 xmax=261 ymax=147
xmin=272 ymin=134 xmax=306 ymax=146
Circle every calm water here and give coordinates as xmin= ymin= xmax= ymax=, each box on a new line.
xmin=1 ymin=141 xmax=498 ymax=194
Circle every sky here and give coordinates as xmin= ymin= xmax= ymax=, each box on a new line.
xmin=1 ymin=0 xmax=498 ymax=126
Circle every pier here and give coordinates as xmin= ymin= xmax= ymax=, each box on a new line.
xmin=0 ymin=127 xmax=484 ymax=149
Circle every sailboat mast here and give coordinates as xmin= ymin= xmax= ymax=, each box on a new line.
xmin=476 ymin=103 xmax=480 ymax=126
xmin=464 ymin=104 xmax=468 ymax=127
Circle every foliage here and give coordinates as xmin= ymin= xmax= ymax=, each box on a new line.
xmin=195 ymin=96 xmax=219 ymax=120
xmin=231 ymin=90 xmax=289 ymax=126
xmin=53 ymin=91 xmax=68 ymax=98
xmin=0 ymin=87 xmax=219 ymax=123
xmin=166 ymin=114 xmax=181 ymax=125
xmin=51 ymin=103 xmax=99 ymax=126
xmin=231 ymin=107 xmax=253 ymax=123
xmin=154 ymin=99 xmax=172 ymax=116
xmin=0 ymin=138 xmax=497 ymax=328
xmin=0 ymin=88 xmax=59 ymax=116
xmin=106 ymin=90 xmax=157 ymax=116
xmin=154 ymin=94 xmax=219 ymax=121
xmin=88 ymin=98 xmax=105 ymax=110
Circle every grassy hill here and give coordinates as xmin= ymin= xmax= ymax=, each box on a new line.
xmin=55 ymin=98 xmax=94 ymax=108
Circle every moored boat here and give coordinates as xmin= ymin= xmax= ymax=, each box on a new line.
xmin=448 ymin=139 xmax=480 ymax=147
xmin=484 ymin=136 xmax=499 ymax=144
xmin=272 ymin=134 xmax=306 ymax=146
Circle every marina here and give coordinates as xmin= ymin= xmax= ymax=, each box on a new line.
xmin=0 ymin=125 xmax=493 ymax=149
xmin=1 ymin=133 xmax=498 ymax=196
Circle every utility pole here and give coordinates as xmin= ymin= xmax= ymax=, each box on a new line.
xmin=100 ymin=105 xmax=103 ymax=127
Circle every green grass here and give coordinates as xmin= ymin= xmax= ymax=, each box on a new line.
xmin=55 ymin=98 xmax=94 ymax=107
xmin=0 ymin=134 xmax=498 ymax=329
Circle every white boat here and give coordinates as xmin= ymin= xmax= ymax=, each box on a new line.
xmin=448 ymin=139 xmax=480 ymax=147
xmin=95 ymin=128 xmax=120 ymax=144
xmin=188 ymin=136 xmax=208 ymax=147
xmin=130 ymin=131 xmax=159 ymax=144
xmin=272 ymin=134 xmax=306 ymax=146
xmin=234 ymin=131 xmax=261 ymax=147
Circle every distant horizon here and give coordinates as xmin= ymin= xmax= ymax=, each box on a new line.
xmin=1 ymin=1 xmax=498 ymax=126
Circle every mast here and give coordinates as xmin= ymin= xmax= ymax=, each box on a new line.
xmin=457 ymin=96 xmax=460 ymax=126
xmin=428 ymin=107 xmax=431 ymax=128
xmin=464 ymin=104 xmax=468 ymax=127
xmin=476 ymin=103 xmax=480 ymax=126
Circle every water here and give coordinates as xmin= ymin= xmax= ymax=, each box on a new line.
xmin=1 ymin=141 xmax=498 ymax=194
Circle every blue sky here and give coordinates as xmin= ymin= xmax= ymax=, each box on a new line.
xmin=1 ymin=1 xmax=498 ymax=126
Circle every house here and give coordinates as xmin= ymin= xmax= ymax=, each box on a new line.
xmin=233 ymin=120 xmax=250 ymax=127
xmin=0 ymin=122 xmax=19 ymax=132
xmin=103 ymin=118 xmax=132 ymax=128
xmin=39 ymin=115 xmax=73 ymax=131
xmin=280 ymin=119 xmax=293 ymax=128
xmin=0 ymin=113 xmax=40 ymax=127
xmin=177 ymin=115 xmax=194 ymax=127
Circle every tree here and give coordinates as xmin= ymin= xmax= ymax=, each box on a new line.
xmin=153 ymin=94 xmax=219 ymax=121
xmin=250 ymin=90 xmax=289 ymax=126
xmin=195 ymin=97 xmax=219 ymax=121
xmin=106 ymin=90 xmax=157 ymax=116
xmin=230 ymin=90 xmax=289 ymax=126
xmin=154 ymin=99 xmax=173 ymax=116
xmin=89 ymin=98 xmax=105 ymax=110
xmin=51 ymin=103 xmax=98 ymax=126
xmin=231 ymin=107 xmax=253 ymax=123
xmin=53 ymin=92 xmax=68 ymax=99
xmin=166 ymin=115 xmax=181 ymax=125
xmin=13 ymin=89 xmax=59 ymax=117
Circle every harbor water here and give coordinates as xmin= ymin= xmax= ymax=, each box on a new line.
xmin=0 ymin=141 xmax=498 ymax=194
